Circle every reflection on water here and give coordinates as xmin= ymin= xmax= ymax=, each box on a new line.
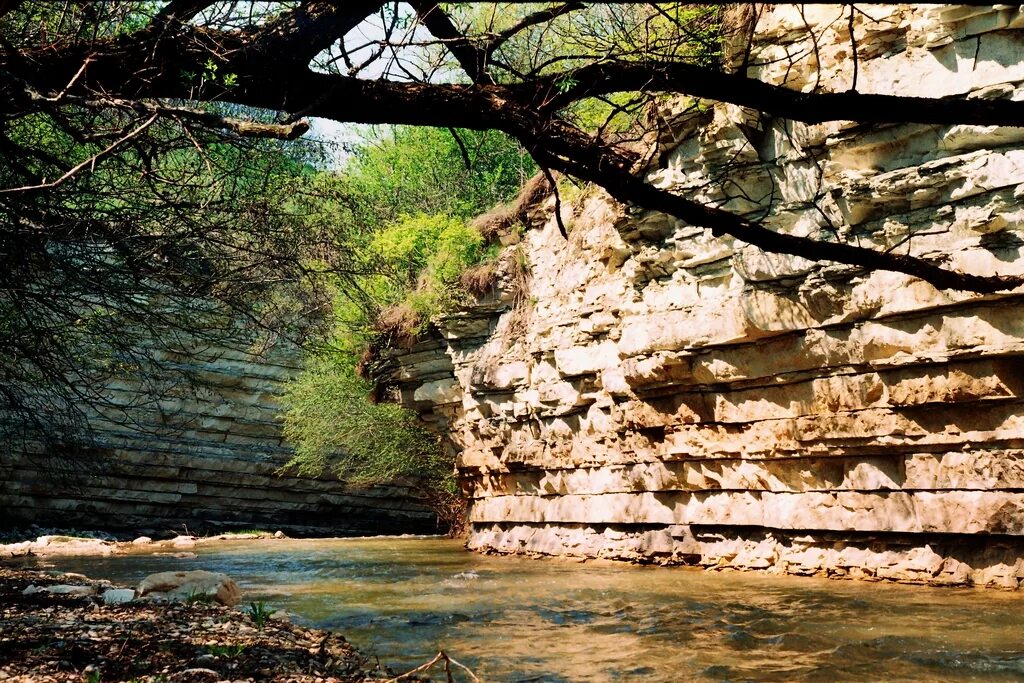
xmin=36 ymin=537 xmax=1024 ymax=681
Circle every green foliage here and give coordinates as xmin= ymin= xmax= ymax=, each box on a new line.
xmin=281 ymin=353 xmax=448 ymax=485
xmin=282 ymin=127 xmax=529 ymax=496
xmin=370 ymin=213 xmax=488 ymax=327
xmin=276 ymin=127 xmax=528 ymax=523
xmin=0 ymin=100 xmax=330 ymax=448
xmin=341 ymin=126 xmax=534 ymax=229
xmin=372 ymin=214 xmax=481 ymax=282
xmin=204 ymin=643 xmax=248 ymax=657
xmin=184 ymin=590 xmax=216 ymax=605
xmin=245 ymin=601 xmax=276 ymax=630
xmin=451 ymin=4 xmax=722 ymax=135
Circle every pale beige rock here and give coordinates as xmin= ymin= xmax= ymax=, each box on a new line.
xmin=375 ymin=3 xmax=1024 ymax=589
xmin=137 ymin=570 xmax=241 ymax=606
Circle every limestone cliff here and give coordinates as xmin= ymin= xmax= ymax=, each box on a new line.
xmin=1 ymin=339 xmax=436 ymax=536
xmin=377 ymin=5 xmax=1024 ymax=587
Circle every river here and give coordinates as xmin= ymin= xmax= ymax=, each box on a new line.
xmin=33 ymin=536 xmax=1024 ymax=681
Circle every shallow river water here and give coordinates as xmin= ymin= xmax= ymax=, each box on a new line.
xmin=35 ymin=536 xmax=1024 ymax=681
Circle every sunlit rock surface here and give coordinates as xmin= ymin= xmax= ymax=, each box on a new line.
xmin=377 ymin=4 xmax=1024 ymax=587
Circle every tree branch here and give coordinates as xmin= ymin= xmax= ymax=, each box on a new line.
xmin=7 ymin=1 xmax=1024 ymax=295
xmin=485 ymin=2 xmax=586 ymax=59
xmin=409 ymin=1 xmax=494 ymax=84
xmin=0 ymin=0 xmax=25 ymax=21
xmin=528 ymin=126 xmax=1024 ymax=294
xmin=151 ymin=0 xmax=216 ymax=28
xmin=0 ymin=113 xmax=159 ymax=195
xmin=537 ymin=60 xmax=1024 ymax=127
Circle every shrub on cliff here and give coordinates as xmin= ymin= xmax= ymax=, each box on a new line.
xmin=280 ymin=354 xmax=444 ymax=484
xmin=279 ymin=351 xmax=463 ymax=533
xmin=280 ymin=126 xmax=529 ymax=532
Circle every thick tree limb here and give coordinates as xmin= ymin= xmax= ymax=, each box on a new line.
xmin=5 ymin=1 xmax=1024 ymax=294
xmin=99 ymin=98 xmax=311 ymax=140
xmin=528 ymin=128 xmax=1024 ymax=294
xmin=151 ymin=0 xmax=216 ymax=28
xmin=537 ymin=60 xmax=1024 ymax=126
xmin=409 ymin=1 xmax=494 ymax=84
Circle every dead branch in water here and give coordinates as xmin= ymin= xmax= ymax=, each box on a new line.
xmin=384 ymin=650 xmax=481 ymax=683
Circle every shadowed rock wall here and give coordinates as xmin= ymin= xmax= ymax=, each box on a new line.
xmin=1 ymin=341 xmax=437 ymax=536
xmin=377 ymin=5 xmax=1024 ymax=586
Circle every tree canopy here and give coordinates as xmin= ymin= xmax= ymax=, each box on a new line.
xmin=5 ymin=0 xmax=1024 ymax=298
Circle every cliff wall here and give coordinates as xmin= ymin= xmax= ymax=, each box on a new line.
xmin=1 ymin=340 xmax=437 ymax=536
xmin=380 ymin=4 xmax=1024 ymax=587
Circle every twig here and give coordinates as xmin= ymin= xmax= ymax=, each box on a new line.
xmin=448 ymin=128 xmax=472 ymax=170
xmin=0 ymin=113 xmax=159 ymax=195
xmin=384 ymin=650 xmax=481 ymax=683
xmin=384 ymin=652 xmax=444 ymax=682
xmin=445 ymin=653 xmax=480 ymax=682
xmin=43 ymin=57 xmax=91 ymax=102
xmin=847 ymin=6 xmax=859 ymax=92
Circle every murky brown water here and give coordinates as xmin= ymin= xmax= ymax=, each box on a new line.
xmin=34 ymin=537 xmax=1024 ymax=681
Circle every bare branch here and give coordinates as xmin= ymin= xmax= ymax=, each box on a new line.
xmin=409 ymin=1 xmax=494 ymax=84
xmin=485 ymin=2 xmax=586 ymax=58
xmin=536 ymin=60 xmax=1024 ymax=127
xmin=152 ymin=0 xmax=216 ymax=28
xmin=447 ymin=127 xmax=472 ymax=170
xmin=0 ymin=113 xmax=159 ymax=195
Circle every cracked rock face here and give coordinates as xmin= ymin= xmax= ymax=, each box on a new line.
xmin=378 ymin=4 xmax=1024 ymax=588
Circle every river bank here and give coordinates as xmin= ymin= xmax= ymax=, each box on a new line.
xmin=0 ymin=529 xmax=302 ymax=561
xmin=0 ymin=565 xmax=383 ymax=682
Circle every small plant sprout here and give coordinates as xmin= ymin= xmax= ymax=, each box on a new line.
xmin=246 ymin=601 xmax=275 ymax=629
xmin=205 ymin=643 xmax=247 ymax=657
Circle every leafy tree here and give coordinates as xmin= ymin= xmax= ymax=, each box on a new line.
xmin=279 ymin=127 xmax=528 ymax=526
xmin=0 ymin=3 xmax=339 ymax=452
xmin=281 ymin=354 xmax=446 ymax=486
xmin=343 ymin=125 xmax=534 ymax=228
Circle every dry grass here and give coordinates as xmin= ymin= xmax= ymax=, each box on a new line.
xmin=502 ymin=245 xmax=534 ymax=341
xmin=459 ymin=261 xmax=499 ymax=297
xmin=471 ymin=171 xmax=553 ymax=242
xmin=375 ymin=303 xmax=421 ymax=347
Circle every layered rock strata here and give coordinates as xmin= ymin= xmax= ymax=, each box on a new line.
xmin=378 ymin=5 xmax=1024 ymax=586
xmin=2 ymin=341 xmax=436 ymax=536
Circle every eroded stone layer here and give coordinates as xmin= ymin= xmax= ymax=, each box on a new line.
xmin=2 ymin=341 xmax=436 ymax=536
xmin=378 ymin=5 xmax=1024 ymax=586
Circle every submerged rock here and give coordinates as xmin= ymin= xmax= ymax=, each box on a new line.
xmin=23 ymin=584 xmax=96 ymax=597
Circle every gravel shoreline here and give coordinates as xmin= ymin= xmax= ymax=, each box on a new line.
xmin=0 ymin=566 xmax=386 ymax=683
